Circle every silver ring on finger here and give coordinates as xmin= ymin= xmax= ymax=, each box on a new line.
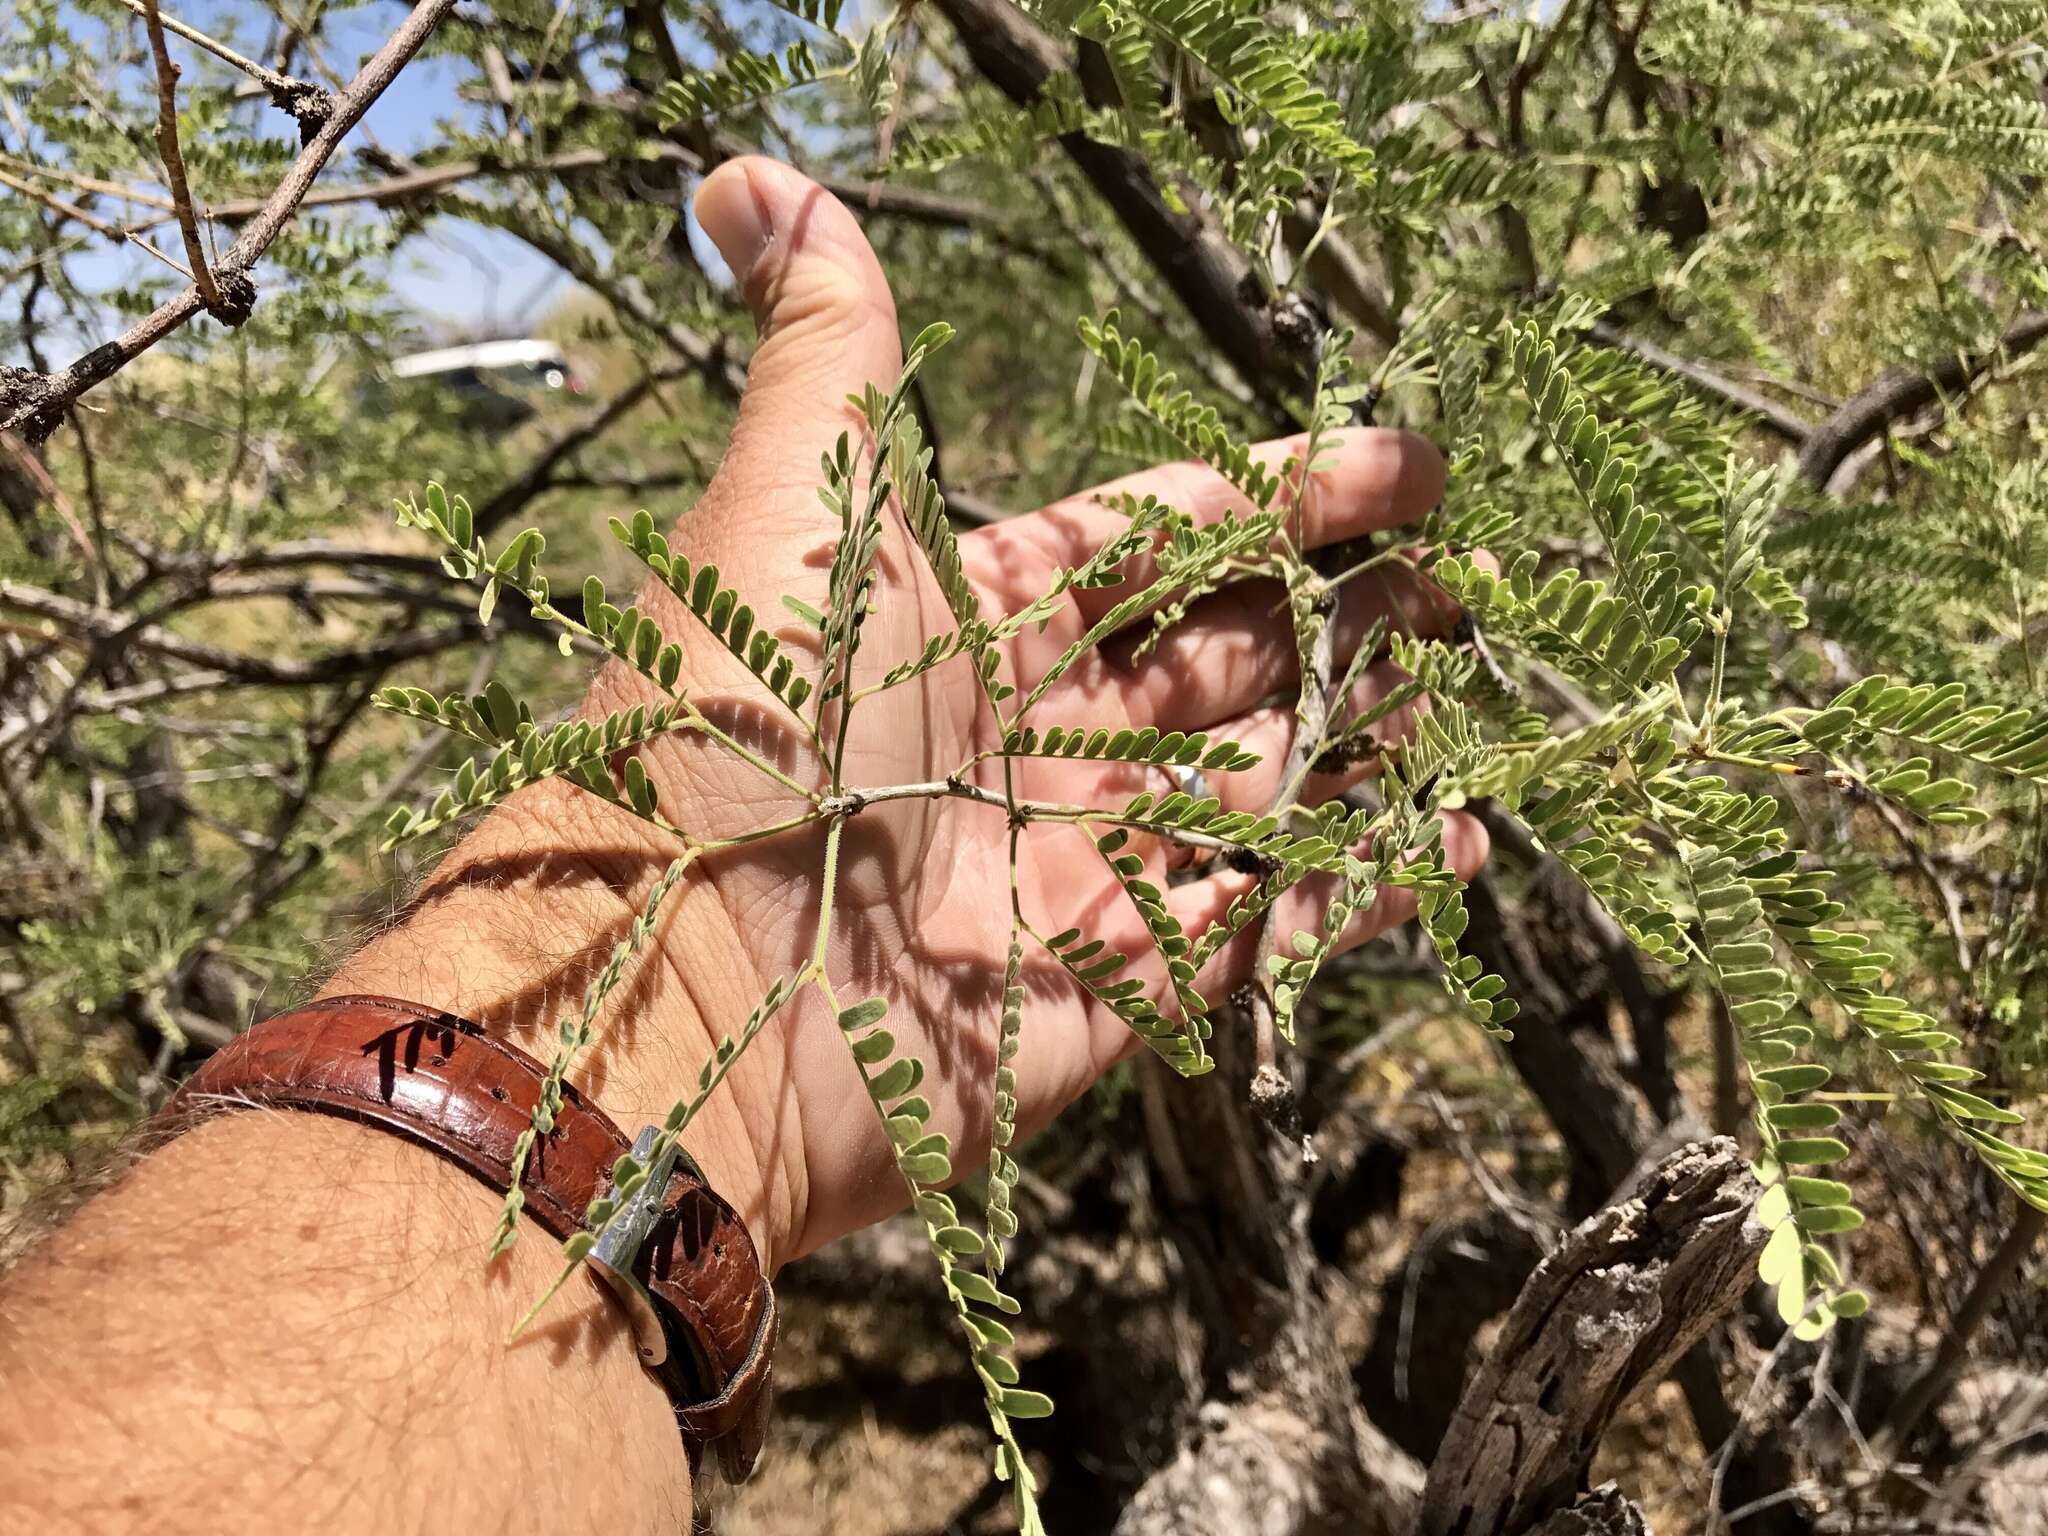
xmin=1154 ymin=761 xmax=1214 ymax=873
xmin=1163 ymin=760 xmax=1210 ymax=804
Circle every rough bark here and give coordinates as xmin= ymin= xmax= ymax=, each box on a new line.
xmin=1419 ymin=1139 xmax=1767 ymax=1536
xmin=1529 ymin=1483 xmax=1654 ymax=1536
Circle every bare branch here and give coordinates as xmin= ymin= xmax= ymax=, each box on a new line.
xmin=108 ymin=0 xmax=334 ymax=129
xmin=141 ymin=0 xmax=227 ymax=318
xmin=1285 ymin=200 xmax=1399 ymax=347
xmin=0 ymin=167 xmax=132 ymax=246
xmin=0 ymin=165 xmax=194 ymax=280
xmin=0 ymin=150 xmax=175 ymax=212
xmin=0 ymin=579 xmax=477 ymax=687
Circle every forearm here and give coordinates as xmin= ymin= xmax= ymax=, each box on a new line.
xmin=0 ymin=774 xmax=797 ymax=1534
xmin=0 ymin=1113 xmax=685 ymax=1532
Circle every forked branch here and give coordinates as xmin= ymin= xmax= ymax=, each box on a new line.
xmin=112 ymin=0 xmax=334 ymax=128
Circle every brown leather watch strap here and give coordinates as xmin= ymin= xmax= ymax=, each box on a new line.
xmin=157 ymin=994 xmax=776 ymax=1482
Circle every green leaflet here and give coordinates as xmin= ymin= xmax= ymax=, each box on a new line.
xmin=1433 ymin=551 xmax=1697 ymax=700
xmin=984 ymin=934 xmax=1027 ymax=1275
xmin=655 ymin=40 xmax=834 ymax=123
xmin=609 ymin=510 xmax=816 ymax=717
xmin=1799 ymin=674 xmax=2048 ymax=784
xmin=1001 ymin=723 xmax=1259 ymax=772
xmin=1041 ymin=924 xmax=1212 ymax=1076
xmin=490 ymin=854 xmax=697 ymax=1259
xmin=1506 ymin=324 xmax=1712 ymax=668
xmin=510 ymin=971 xmax=802 ymax=1341
xmin=843 ymin=993 xmax=1050 ymax=1532
xmin=378 ymin=703 xmax=689 ymax=848
xmin=1680 ymin=839 xmax=1864 ymax=1339
xmin=1078 ymin=310 xmax=1284 ymax=509
xmin=1108 ymin=0 xmax=1375 ymax=177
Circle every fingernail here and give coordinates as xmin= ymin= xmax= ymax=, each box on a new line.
xmin=695 ymin=160 xmax=774 ymax=287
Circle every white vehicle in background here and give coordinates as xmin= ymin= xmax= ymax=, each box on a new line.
xmin=387 ymin=338 xmax=584 ymax=425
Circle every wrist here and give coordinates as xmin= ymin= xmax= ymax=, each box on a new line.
xmin=322 ymin=774 xmax=809 ymax=1271
xmin=0 ymin=1109 xmax=689 ymax=1531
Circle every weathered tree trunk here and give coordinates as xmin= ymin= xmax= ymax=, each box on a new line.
xmin=1419 ymin=1139 xmax=1767 ymax=1534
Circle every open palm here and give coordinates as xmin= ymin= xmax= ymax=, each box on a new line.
xmin=559 ymin=159 xmax=1489 ymax=1258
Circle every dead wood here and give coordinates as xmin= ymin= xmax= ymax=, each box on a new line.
xmin=1418 ymin=1138 xmax=1766 ymax=1536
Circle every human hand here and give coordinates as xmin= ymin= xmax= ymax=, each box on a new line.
xmin=330 ymin=156 xmax=1488 ymax=1268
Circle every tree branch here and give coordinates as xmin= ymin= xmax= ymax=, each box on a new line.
xmin=0 ymin=166 xmax=195 ymax=282
xmin=0 ymin=0 xmax=457 ymax=444
xmin=1871 ymin=1204 xmax=2048 ymax=1464
xmin=472 ymin=363 xmax=696 ymax=535
xmin=0 ymin=580 xmax=477 ymax=687
xmin=1796 ymin=310 xmax=2048 ymax=487
xmin=934 ymin=0 xmax=1304 ymax=419
xmin=109 ymin=0 xmax=333 ymax=128
xmin=1588 ymin=318 xmax=1813 ymax=444
xmin=141 ymin=0 xmax=226 ymax=318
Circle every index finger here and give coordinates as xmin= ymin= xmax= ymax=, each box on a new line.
xmin=966 ymin=427 xmax=1446 ymax=627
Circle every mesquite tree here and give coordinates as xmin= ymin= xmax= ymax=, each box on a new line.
xmin=5 ymin=2 xmax=2048 ymax=1531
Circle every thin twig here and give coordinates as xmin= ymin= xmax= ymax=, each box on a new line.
xmin=141 ymin=0 xmax=226 ymax=317
xmin=1871 ymin=1205 xmax=2048 ymax=1464
xmin=110 ymin=0 xmax=330 ymax=119
xmin=0 ymin=579 xmax=476 ymax=686
xmin=1588 ymin=318 xmax=1813 ymax=444
xmin=0 ymin=166 xmax=193 ymax=279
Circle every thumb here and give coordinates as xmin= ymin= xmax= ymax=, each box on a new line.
xmin=693 ymin=156 xmax=904 ymax=511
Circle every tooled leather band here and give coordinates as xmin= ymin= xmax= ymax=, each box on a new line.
xmin=156 ymin=994 xmax=776 ymax=1483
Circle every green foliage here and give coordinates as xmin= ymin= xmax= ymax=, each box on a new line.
xmin=379 ymin=700 xmax=690 ymax=846
xmin=841 ymin=986 xmax=1047 ymax=1533
xmin=1681 ymin=839 xmax=1866 ymax=1337
xmin=1041 ymin=920 xmax=1213 ymax=1077
xmin=11 ymin=1 xmax=2048 ymax=1524
xmin=1000 ymin=724 xmax=1259 ymax=772
xmin=1079 ymin=310 xmax=1285 ymax=509
xmin=1086 ymin=0 xmax=1376 ymax=177
xmin=1799 ymin=675 xmax=2048 ymax=784
xmin=984 ymin=935 xmax=1027 ymax=1276
xmin=1508 ymin=324 xmax=1712 ymax=671
xmin=610 ymin=508 xmax=817 ymax=717
xmin=656 ymin=41 xmax=834 ymax=123
xmin=494 ymin=854 xmax=698 ymax=1256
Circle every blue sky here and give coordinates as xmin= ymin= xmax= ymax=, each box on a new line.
xmin=45 ymin=2 xmax=626 ymax=340
xmin=278 ymin=2 xmax=575 ymax=335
